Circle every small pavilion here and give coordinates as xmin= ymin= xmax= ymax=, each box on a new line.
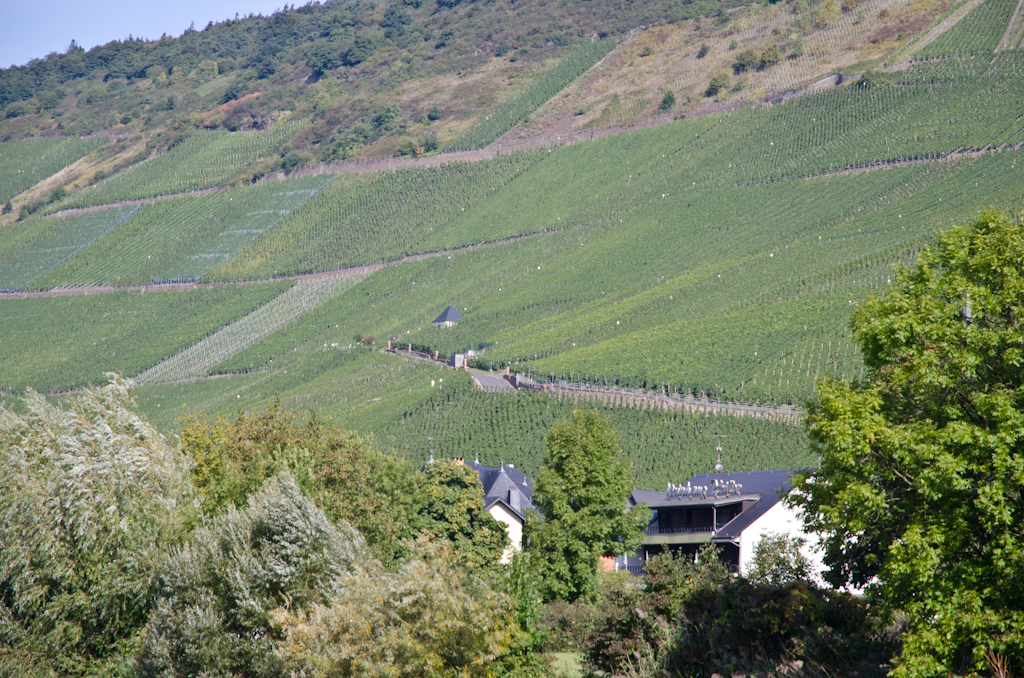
xmin=432 ymin=305 xmax=462 ymax=328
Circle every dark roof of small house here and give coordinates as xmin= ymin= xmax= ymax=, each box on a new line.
xmin=630 ymin=469 xmax=798 ymax=543
xmin=433 ymin=305 xmax=462 ymax=324
xmin=465 ymin=459 xmax=536 ymax=519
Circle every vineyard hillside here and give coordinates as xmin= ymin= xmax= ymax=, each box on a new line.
xmin=0 ymin=281 xmax=291 ymax=394
xmin=2 ymin=0 xmax=1023 ymax=484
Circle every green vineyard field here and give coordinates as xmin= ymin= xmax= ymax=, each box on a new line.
xmin=919 ymin=0 xmax=1021 ymax=56
xmin=0 ymin=136 xmax=106 ymax=205
xmin=0 ymin=206 xmax=139 ymax=290
xmin=201 ymin=148 xmax=1023 ymax=407
xmin=52 ymin=122 xmax=302 ymax=210
xmin=0 ymin=281 xmax=291 ymax=394
xmin=32 ymin=175 xmax=333 ymax=288
xmin=211 ymin=153 xmax=548 ymax=280
xmin=373 ymin=385 xmax=812 ymax=489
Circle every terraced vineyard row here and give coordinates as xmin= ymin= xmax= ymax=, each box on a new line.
xmin=0 ymin=136 xmax=106 ymax=205
xmin=33 ymin=175 xmax=333 ymax=288
xmin=134 ymin=347 xmax=459 ymax=436
xmin=202 ymin=55 xmax=1024 ymax=285
xmin=0 ymin=281 xmax=291 ymax=394
xmin=51 ymin=122 xmax=302 ymax=210
xmin=211 ymin=152 xmax=549 ymax=280
xmin=443 ymin=38 xmax=618 ymax=153
xmin=373 ymin=385 xmax=812 ymax=488
xmin=136 ymin=275 xmax=367 ymax=385
xmin=918 ymin=0 xmax=1021 ymax=56
xmin=205 ymin=145 xmax=1020 ymax=406
xmin=0 ymin=206 xmax=138 ymax=291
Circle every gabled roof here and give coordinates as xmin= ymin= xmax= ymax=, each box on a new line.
xmin=631 ymin=469 xmax=798 ymax=543
xmin=433 ymin=305 xmax=462 ymax=324
xmin=466 ymin=460 xmax=536 ymax=519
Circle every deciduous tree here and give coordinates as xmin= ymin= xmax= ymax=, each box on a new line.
xmin=417 ymin=459 xmax=509 ymax=572
xmin=790 ymin=210 xmax=1024 ymax=676
xmin=525 ymin=410 xmax=646 ymax=602
xmin=0 ymin=376 xmax=196 ymax=677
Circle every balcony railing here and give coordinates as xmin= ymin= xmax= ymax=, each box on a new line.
xmin=644 ymin=523 xmax=716 ymax=535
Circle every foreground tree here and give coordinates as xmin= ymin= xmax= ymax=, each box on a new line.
xmin=274 ymin=538 xmax=520 ymax=678
xmin=525 ymin=410 xmax=646 ymax=602
xmin=417 ymin=459 xmax=509 ymax=573
xmin=0 ymin=376 xmax=197 ymax=677
xmin=180 ymin=403 xmax=421 ymax=562
xmin=137 ymin=473 xmax=367 ymax=678
xmin=790 ymin=210 xmax=1024 ymax=676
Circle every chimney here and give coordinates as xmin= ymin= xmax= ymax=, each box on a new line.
xmin=509 ymin=486 xmax=522 ymax=512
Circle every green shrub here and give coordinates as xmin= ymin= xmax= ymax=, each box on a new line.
xmin=136 ymin=473 xmax=367 ymax=678
xmin=274 ymin=538 xmax=520 ymax=678
xmin=180 ymin=403 xmax=422 ymax=563
xmin=0 ymin=376 xmax=197 ymax=676
xmin=706 ymin=70 xmax=731 ymax=97
xmin=733 ymin=49 xmax=760 ymax=74
xmin=760 ymin=44 xmax=781 ymax=69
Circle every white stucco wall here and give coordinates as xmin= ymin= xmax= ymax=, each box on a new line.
xmin=488 ymin=503 xmax=523 ymax=564
xmin=737 ymin=500 xmax=825 ymax=583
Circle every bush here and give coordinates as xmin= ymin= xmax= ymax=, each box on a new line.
xmin=791 ymin=35 xmax=805 ymax=58
xmin=697 ymin=42 xmax=710 ymax=58
xmin=760 ymin=44 xmax=781 ymax=69
xmin=659 ymin=90 xmax=676 ymax=111
xmin=746 ymin=532 xmax=813 ymax=586
xmin=0 ymin=376 xmax=197 ymax=676
xmin=397 ymin=138 xmax=418 ymax=157
xmin=179 ymin=403 xmax=422 ymax=563
xmin=663 ymin=579 xmax=893 ymax=678
xmin=814 ymin=0 xmax=841 ymax=27
xmin=274 ymin=538 xmax=520 ymax=678
xmin=344 ymin=35 xmax=379 ymax=66
xmin=706 ymin=70 xmax=731 ymax=97
xmin=136 ymin=473 xmax=367 ymax=678
xmin=733 ymin=49 xmax=760 ymax=74
xmin=582 ymin=547 xmax=893 ymax=678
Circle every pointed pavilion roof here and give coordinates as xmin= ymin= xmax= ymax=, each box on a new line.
xmin=433 ymin=305 xmax=463 ymax=324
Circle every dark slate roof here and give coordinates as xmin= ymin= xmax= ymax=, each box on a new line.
xmin=433 ymin=305 xmax=463 ymax=324
xmin=465 ymin=460 xmax=536 ymax=519
xmin=631 ymin=469 xmax=798 ymax=543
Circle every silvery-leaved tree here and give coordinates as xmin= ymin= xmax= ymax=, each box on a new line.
xmin=0 ymin=375 xmax=198 ymax=676
xmin=136 ymin=472 xmax=368 ymax=678
xmin=274 ymin=536 xmax=520 ymax=678
xmin=790 ymin=210 xmax=1024 ymax=676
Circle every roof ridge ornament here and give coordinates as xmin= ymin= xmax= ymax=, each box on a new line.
xmin=713 ymin=434 xmax=728 ymax=473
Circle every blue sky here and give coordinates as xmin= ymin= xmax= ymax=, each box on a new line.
xmin=1 ymin=0 xmax=291 ymax=69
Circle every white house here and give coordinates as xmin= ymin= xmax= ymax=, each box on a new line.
xmin=464 ymin=459 xmax=536 ymax=563
xmin=626 ymin=469 xmax=823 ymax=578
